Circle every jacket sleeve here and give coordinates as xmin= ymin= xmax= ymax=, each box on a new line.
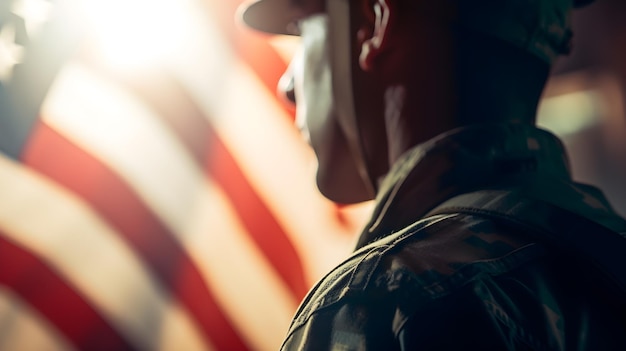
xmin=280 ymin=296 xmax=400 ymax=351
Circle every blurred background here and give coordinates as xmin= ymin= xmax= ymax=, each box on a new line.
xmin=0 ymin=0 xmax=623 ymax=350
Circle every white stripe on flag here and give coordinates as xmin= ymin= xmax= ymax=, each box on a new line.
xmin=0 ymin=155 xmax=210 ymax=351
xmin=166 ymin=0 xmax=237 ymax=120
xmin=0 ymin=287 xmax=75 ymax=351
xmin=42 ymin=62 xmax=200 ymax=232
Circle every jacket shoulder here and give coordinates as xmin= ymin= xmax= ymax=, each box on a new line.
xmin=285 ymin=213 xmax=544 ymax=342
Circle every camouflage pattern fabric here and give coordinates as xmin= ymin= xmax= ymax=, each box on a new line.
xmin=455 ymin=0 xmax=575 ymax=63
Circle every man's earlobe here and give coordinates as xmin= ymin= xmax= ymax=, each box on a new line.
xmin=359 ymin=37 xmax=377 ymax=71
xmin=358 ymin=0 xmax=392 ymax=71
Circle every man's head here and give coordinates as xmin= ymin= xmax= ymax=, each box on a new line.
xmin=244 ymin=0 xmax=391 ymax=203
xmin=240 ymin=0 xmax=588 ymax=203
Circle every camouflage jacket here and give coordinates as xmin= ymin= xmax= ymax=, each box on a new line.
xmin=281 ymin=123 xmax=626 ymax=350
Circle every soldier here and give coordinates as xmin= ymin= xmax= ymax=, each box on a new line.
xmin=241 ymin=0 xmax=626 ymax=349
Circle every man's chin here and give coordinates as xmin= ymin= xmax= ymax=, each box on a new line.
xmin=315 ymin=167 xmax=374 ymax=204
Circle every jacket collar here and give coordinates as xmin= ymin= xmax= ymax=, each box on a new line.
xmin=356 ymin=123 xmax=573 ymax=249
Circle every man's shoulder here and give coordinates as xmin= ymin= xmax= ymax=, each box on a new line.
xmin=290 ymin=212 xmax=544 ymax=330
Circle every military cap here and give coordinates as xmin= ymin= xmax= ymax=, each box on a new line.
xmin=240 ymin=0 xmax=595 ymax=63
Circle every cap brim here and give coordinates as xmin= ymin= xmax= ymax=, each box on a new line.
xmin=239 ymin=0 xmax=300 ymax=35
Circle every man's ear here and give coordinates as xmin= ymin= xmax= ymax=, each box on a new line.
xmin=358 ymin=0 xmax=394 ymax=71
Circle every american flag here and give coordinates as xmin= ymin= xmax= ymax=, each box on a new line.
xmin=0 ymin=0 xmax=370 ymax=350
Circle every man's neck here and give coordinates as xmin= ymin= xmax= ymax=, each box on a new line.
xmin=384 ymin=35 xmax=549 ymax=165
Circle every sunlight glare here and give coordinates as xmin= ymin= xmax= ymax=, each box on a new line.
xmin=78 ymin=0 xmax=194 ymax=70
xmin=12 ymin=0 xmax=53 ymax=38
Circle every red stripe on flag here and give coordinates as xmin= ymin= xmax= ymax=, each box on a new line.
xmin=206 ymin=136 xmax=310 ymax=298
xmin=0 ymin=235 xmax=136 ymax=351
xmin=21 ymin=121 xmax=250 ymax=351
xmin=119 ymin=74 xmax=309 ymax=298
